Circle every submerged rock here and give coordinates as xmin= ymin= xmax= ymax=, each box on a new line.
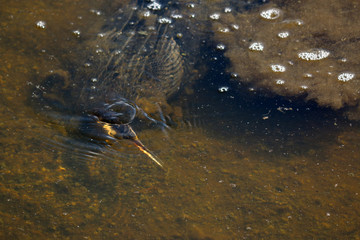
xmin=213 ymin=0 xmax=360 ymax=119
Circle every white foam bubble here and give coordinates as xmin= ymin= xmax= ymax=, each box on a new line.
xmin=271 ymin=64 xmax=286 ymax=72
xmin=276 ymin=79 xmax=285 ymax=85
xmin=249 ymin=42 xmax=264 ymax=51
xmin=95 ymin=49 xmax=103 ymax=54
xmin=36 ymin=21 xmax=46 ymax=29
xmin=97 ymin=32 xmax=106 ymax=38
xmin=218 ymin=86 xmax=229 ymax=92
xmin=224 ymin=7 xmax=232 ymax=13
xmin=278 ymin=31 xmax=289 ymax=38
xmin=260 ymin=8 xmax=281 ymax=20
xmin=147 ymin=1 xmax=162 ymax=10
xmin=231 ymin=24 xmax=239 ymax=30
xmin=338 ymin=72 xmax=355 ymax=82
xmin=210 ymin=13 xmax=220 ymax=20
xmin=216 ymin=44 xmax=226 ymax=50
xmin=298 ymin=49 xmax=330 ymax=61
xmin=90 ymin=9 xmax=102 ymax=16
xmin=171 ymin=13 xmax=183 ymax=19
xmin=143 ymin=11 xmax=151 ymax=17
xmin=73 ymin=30 xmax=81 ymax=37
xmin=218 ymin=27 xmax=230 ymax=33
xmin=158 ymin=17 xmax=172 ymax=24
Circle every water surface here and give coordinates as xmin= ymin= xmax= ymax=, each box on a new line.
xmin=0 ymin=0 xmax=359 ymax=239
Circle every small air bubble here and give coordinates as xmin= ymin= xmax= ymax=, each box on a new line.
xmin=218 ymin=27 xmax=230 ymax=33
xmin=97 ymin=33 xmax=106 ymax=38
xmin=338 ymin=72 xmax=355 ymax=82
xmin=91 ymin=78 xmax=98 ymax=82
xmin=300 ymin=85 xmax=308 ymax=89
xmin=210 ymin=13 xmax=220 ymax=20
xmin=95 ymin=49 xmax=103 ymax=54
xmin=143 ymin=11 xmax=151 ymax=17
xmin=224 ymin=7 xmax=232 ymax=13
xmin=171 ymin=13 xmax=183 ymax=19
xmin=73 ymin=30 xmax=81 ymax=37
xmin=147 ymin=1 xmax=162 ymax=11
xmin=216 ymin=44 xmax=226 ymax=50
xmin=231 ymin=24 xmax=239 ymax=30
xmin=36 ymin=21 xmax=46 ymax=29
xmin=295 ymin=20 xmax=303 ymax=26
xmin=270 ymin=64 xmax=286 ymax=72
xmin=218 ymin=86 xmax=229 ymax=93
xmin=278 ymin=31 xmax=289 ymax=38
xmin=231 ymin=72 xmax=238 ymax=78
xmin=260 ymin=8 xmax=281 ymax=20
xmin=276 ymin=79 xmax=285 ymax=85
xmin=249 ymin=42 xmax=264 ymax=51
xmin=158 ymin=17 xmax=172 ymax=24
xmin=90 ymin=9 xmax=102 ymax=16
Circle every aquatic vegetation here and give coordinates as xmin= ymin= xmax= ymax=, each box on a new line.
xmin=213 ymin=0 xmax=360 ymax=119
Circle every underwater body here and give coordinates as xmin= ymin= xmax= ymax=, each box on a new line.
xmin=1 ymin=0 xmax=360 ymax=239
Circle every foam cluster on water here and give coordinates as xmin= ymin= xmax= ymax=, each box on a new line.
xmin=249 ymin=42 xmax=264 ymax=51
xmin=338 ymin=73 xmax=355 ymax=82
xmin=270 ymin=64 xmax=286 ymax=73
xmin=147 ymin=1 xmax=162 ymax=11
xmin=212 ymin=0 xmax=360 ymax=118
xmin=210 ymin=13 xmax=220 ymax=20
xmin=260 ymin=8 xmax=281 ymax=20
xmin=36 ymin=21 xmax=46 ymax=29
xmin=277 ymin=31 xmax=289 ymax=38
xmin=158 ymin=17 xmax=172 ymax=24
xmin=298 ymin=49 xmax=330 ymax=61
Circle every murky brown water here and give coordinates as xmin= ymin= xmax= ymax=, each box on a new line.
xmin=1 ymin=0 xmax=360 ymax=239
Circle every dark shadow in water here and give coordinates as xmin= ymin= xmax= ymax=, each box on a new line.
xmin=178 ymin=40 xmax=352 ymax=158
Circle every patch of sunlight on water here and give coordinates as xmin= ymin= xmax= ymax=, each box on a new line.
xmin=0 ymin=0 xmax=360 ymax=239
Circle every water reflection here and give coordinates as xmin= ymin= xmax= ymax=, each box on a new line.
xmin=0 ymin=0 xmax=360 ymax=239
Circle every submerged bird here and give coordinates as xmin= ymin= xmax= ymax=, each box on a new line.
xmin=32 ymin=1 xmax=195 ymax=169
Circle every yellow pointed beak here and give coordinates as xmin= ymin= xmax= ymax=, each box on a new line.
xmin=99 ymin=121 xmax=164 ymax=169
xmin=132 ymin=139 xmax=164 ymax=169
